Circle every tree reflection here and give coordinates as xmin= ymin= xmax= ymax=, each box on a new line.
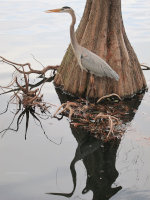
xmin=48 ymin=127 xmax=122 ymax=199
xmin=47 ymin=88 xmax=145 ymax=199
xmin=81 ymin=139 xmax=120 ymax=199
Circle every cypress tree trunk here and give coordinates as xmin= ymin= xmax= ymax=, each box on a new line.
xmin=54 ymin=0 xmax=146 ymax=98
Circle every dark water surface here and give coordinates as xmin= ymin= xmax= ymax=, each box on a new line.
xmin=0 ymin=1 xmax=150 ymax=200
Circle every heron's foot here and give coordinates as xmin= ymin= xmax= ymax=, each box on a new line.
xmin=97 ymin=93 xmax=121 ymax=104
xmin=53 ymin=101 xmax=78 ymax=120
xmin=95 ymin=113 xmax=119 ymax=138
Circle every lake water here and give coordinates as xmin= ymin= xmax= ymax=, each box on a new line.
xmin=0 ymin=0 xmax=150 ymax=200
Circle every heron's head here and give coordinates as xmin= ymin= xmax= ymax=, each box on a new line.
xmin=45 ymin=6 xmax=73 ymax=14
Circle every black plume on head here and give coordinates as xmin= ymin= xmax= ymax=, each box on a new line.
xmin=62 ymin=6 xmax=71 ymax=9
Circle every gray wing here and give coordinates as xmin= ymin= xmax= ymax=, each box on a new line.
xmin=80 ymin=47 xmax=119 ymax=81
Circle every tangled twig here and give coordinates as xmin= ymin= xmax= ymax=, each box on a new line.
xmin=141 ymin=63 xmax=150 ymax=70
xmin=0 ymin=56 xmax=59 ymax=75
xmin=0 ymin=57 xmax=62 ymax=144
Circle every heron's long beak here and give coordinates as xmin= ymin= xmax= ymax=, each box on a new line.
xmin=45 ymin=9 xmax=62 ymax=13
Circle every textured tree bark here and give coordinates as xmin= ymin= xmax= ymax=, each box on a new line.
xmin=54 ymin=0 xmax=146 ymax=98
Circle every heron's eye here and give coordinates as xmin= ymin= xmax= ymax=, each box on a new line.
xmin=62 ymin=6 xmax=71 ymax=10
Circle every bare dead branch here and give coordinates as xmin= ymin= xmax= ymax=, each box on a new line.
xmin=31 ymin=54 xmax=45 ymax=68
xmin=0 ymin=56 xmax=59 ymax=75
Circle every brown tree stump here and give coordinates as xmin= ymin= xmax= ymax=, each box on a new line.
xmin=54 ymin=0 xmax=147 ymax=98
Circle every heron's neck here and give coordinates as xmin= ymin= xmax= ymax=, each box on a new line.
xmin=69 ymin=10 xmax=79 ymax=51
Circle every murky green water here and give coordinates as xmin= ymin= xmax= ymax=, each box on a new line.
xmin=0 ymin=1 xmax=150 ymax=199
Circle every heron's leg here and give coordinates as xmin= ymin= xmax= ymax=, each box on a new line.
xmin=90 ymin=74 xmax=97 ymax=96
xmin=87 ymin=74 xmax=97 ymax=102
xmin=79 ymin=69 xmax=83 ymax=90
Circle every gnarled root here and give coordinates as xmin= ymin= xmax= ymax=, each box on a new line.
xmin=97 ymin=93 xmax=121 ymax=103
xmin=54 ymin=101 xmax=78 ymax=120
xmin=95 ymin=112 xmax=119 ymax=138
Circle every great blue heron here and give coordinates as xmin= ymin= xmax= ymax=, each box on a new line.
xmin=45 ymin=6 xmax=119 ymax=94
